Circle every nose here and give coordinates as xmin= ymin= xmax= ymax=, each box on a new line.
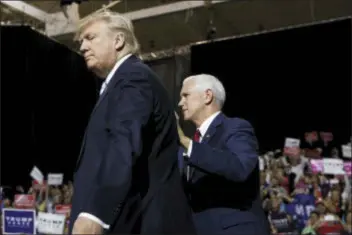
xmin=79 ymin=40 xmax=88 ymax=54
xmin=178 ymin=98 xmax=184 ymax=107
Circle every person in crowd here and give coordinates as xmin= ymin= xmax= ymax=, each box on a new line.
xmin=1 ymin=197 xmax=12 ymax=209
xmin=323 ymin=187 xmax=342 ymax=216
xmin=268 ymin=196 xmax=295 ymax=234
xmin=301 ymin=210 xmax=320 ymax=235
xmin=315 ymin=214 xmax=345 ymax=235
xmin=176 ymin=74 xmax=269 ymax=235
xmin=70 ymin=10 xmax=194 ymax=234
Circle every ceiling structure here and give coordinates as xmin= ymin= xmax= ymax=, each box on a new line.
xmin=1 ymin=0 xmax=352 ymax=60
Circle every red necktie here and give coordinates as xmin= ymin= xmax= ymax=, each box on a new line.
xmin=185 ymin=129 xmax=201 ymax=181
xmin=193 ymin=129 xmax=201 ymax=142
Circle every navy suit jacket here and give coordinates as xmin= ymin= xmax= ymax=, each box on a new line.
xmin=179 ymin=113 xmax=269 ymax=235
xmin=70 ymin=55 xmax=195 ymax=234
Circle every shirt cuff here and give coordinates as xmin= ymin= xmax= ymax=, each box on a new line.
xmin=186 ymin=140 xmax=193 ymax=157
xmin=78 ymin=212 xmax=110 ymax=230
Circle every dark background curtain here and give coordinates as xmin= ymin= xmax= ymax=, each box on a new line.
xmin=190 ymin=18 xmax=351 ymax=153
xmin=1 ymin=26 xmax=97 ymax=188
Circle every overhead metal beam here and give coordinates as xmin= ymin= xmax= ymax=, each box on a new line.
xmin=123 ymin=0 xmax=228 ymax=21
xmin=0 ymin=0 xmax=49 ymax=22
xmin=45 ymin=0 xmax=229 ymax=37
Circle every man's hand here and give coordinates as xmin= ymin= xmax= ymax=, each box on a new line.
xmin=174 ymin=112 xmax=191 ymax=150
xmin=72 ymin=216 xmax=103 ymax=235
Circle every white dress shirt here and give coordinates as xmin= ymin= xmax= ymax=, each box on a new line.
xmin=78 ymin=53 xmax=132 ymax=230
xmin=185 ymin=111 xmax=220 ymax=180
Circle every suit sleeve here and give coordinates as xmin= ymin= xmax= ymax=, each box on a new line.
xmin=83 ymin=68 xmax=153 ymax=225
xmin=187 ymin=120 xmax=258 ymax=182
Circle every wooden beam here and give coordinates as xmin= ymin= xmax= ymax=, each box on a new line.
xmin=0 ymin=0 xmax=49 ymax=22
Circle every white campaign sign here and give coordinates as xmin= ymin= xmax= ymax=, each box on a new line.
xmin=342 ymin=145 xmax=351 ymax=158
xmin=47 ymin=173 xmax=64 ymax=186
xmin=284 ymin=138 xmax=300 ymax=148
xmin=30 ymin=166 xmax=44 ymax=184
xmin=323 ymin=158 xmax=344 ymax=175
xmin=259 ymin=157 xmax=264 ymax=171
xmin=37 ymin=212 xmax=65 ymax=234
xmin=283 ymin=137 xmax=300 ymax=156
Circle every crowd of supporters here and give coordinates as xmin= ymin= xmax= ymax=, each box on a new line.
xmin=1 ymin=131 xmax=351 ymax=235
xmin=261 ymin=132 xmax=351 ymax=235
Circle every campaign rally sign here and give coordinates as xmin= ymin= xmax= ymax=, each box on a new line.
xmin=342 ymin=144 xmax=351 ymax=158
xmin=310 ymin=159 xmax=350 ymax=175
xmin=284 ymin=137 xmax=300 ymax=157
xmin=37 ymin=212 xmax=66 ymax=234
xmin=55 ymin=204 xmax=71 ymax=217
xmin=47 ymin=173 xmax=63 ymax=186
xmin=32 ymin=180 xmax=47 ymax=190
xmin=30 ymin=166 xmax=44 ymax=185
xmin=14 ymin=194 xmax=35 ymax=209
xmin=2 ymin=208 xmax=36 ymax=234
xmin=285 ymin=193 xmax=315 ymax=230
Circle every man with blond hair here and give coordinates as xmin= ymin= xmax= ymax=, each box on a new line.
xmin=70 ymin=10 xmax=194 ymax=234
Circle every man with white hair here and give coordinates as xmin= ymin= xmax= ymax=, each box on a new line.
xmin=70 ymin=10 xmax=195 ymax=234
xmin=177 ymin=74 xmax=269 ymax=235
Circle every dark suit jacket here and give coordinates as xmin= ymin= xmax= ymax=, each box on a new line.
xmin=70 ymin=55 xmax=195 ymax=234
xmin=179 ymin=113 xmax=269 ymax=235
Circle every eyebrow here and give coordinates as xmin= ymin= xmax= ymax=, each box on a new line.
xmin=78 ymin=32 xmax=95 ymax=42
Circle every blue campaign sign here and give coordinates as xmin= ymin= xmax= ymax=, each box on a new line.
xmin=2 ymin=208 xmax=36 ymax=234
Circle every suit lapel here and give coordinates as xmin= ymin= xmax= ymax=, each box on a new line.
xmin=90 ymin=86 xmax=108 ymax=116
xmin=202 ymin=113 xmax=224 ymax=143
xmin=75 ymin=130 xmax=87 ymax=172
xmin=90 ymin=55 xmax=140 ymax=117
xmin=189 ymin=113 xmax=225 ymax=180
xmin=75 ymin=55 xmax=141 ymax=171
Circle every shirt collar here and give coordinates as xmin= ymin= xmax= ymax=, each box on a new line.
xmin=198 ymin=111 xmax=221 ymax=137
xmin=104 ymin=53 xmax=132 ymax=86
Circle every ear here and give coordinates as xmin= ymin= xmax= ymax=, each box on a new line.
xmin=204 ymin=89 xmax=214 ymax=105
xmin=114 ymin=32 xmax=126 ymax=51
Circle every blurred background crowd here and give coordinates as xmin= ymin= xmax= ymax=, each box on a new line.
xmin=1 ymin=182 xmax=73 ymax=233
xmin=260 ymin=132 xmax=351 ymax=235
xmin=1 ymin=131 xmax=351 ymax=235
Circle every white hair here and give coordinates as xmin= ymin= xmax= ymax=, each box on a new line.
xmin=183 ymin=74 xmax=226 ymax=108
xmin=74 ymin=10 xmax=140 ymax=54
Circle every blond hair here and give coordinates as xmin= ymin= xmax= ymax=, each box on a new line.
xmin=74 ymin=10 xmax=140 ymax=55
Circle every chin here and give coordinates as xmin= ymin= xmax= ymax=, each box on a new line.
xmin=86 ymin=62 xmax=96 ymax=70
xmin=85 ymin=58 xmax=97 ymax=67
xmin=183 ymin=113 xmax=191 ymax=121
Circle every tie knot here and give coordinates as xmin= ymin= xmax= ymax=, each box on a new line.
xmin=193 ymin=129 xmax=201 ymax=142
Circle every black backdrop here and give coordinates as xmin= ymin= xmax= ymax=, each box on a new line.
xmin=190 ymin=18 xmax=351 ymax=153
xmin=1 ymin=26 xmax=98 ymax=188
